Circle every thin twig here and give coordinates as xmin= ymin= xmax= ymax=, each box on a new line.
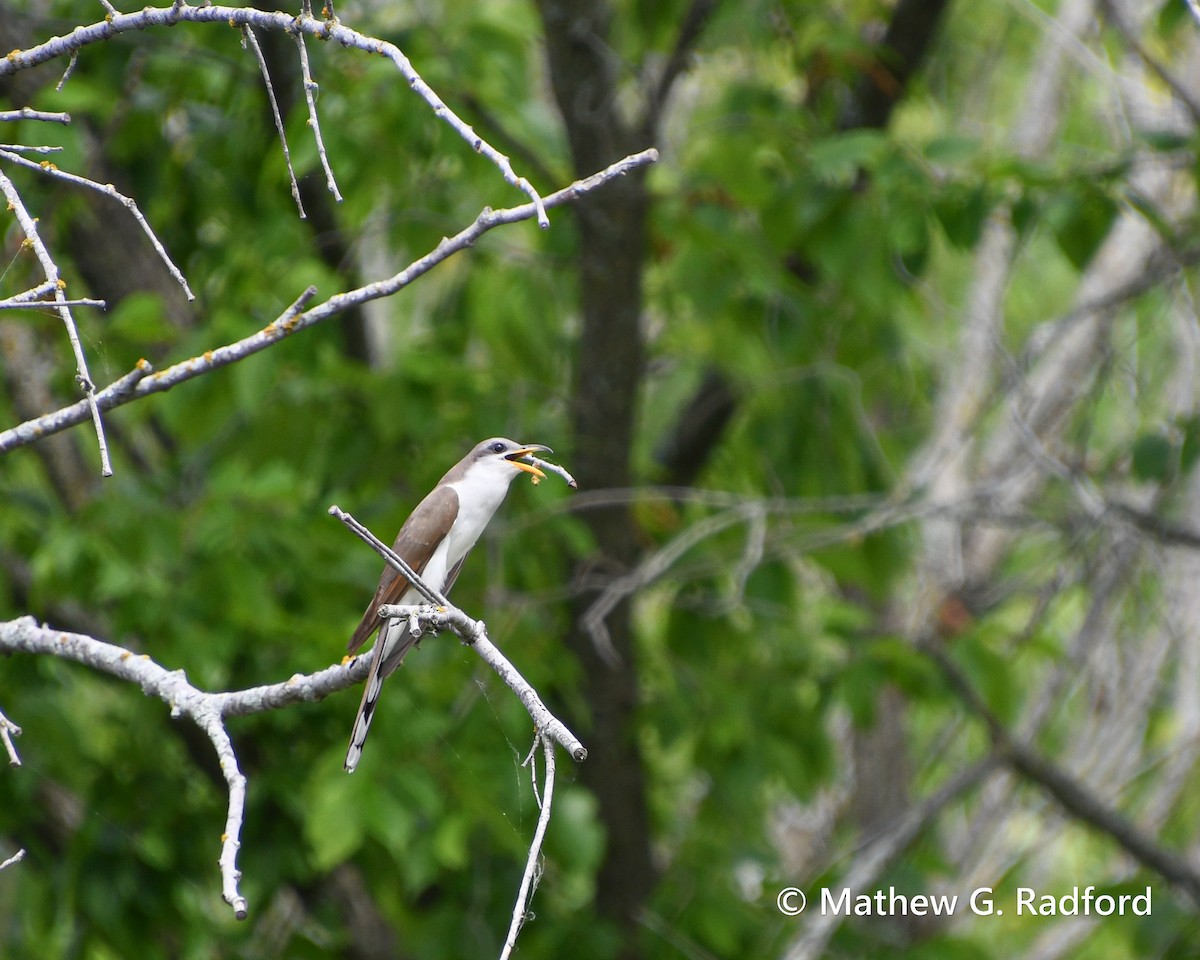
xmin=0 ymin=280 xmax=57 ymax=304
xmin=0 ymin=848 xmax=26 ymax=871
xmin=0 ymin=708 xmax=22 ymax=766
xmin=0 ymin=294 xmax=107 ymax=310
xmin=581 ymin=506 xmax=765 ymax=664
xmin=0 ymin=147 xmax=194 ymax=300
xmin=500 ymin=732 xmax=555 ymax=960
xmin=0 ymin=614 xmax=388 ymax=912
xmin=0 ymin=6 xmax=550 ymax=222
xmin=0 ymin=169 xmax=111 ymax=475
xmin=0 ymin=109 xmax=71 ymax=124
xmin=192 ymin=706 xmax=249 ymax=919
xmin=55 ymin=50 xmax=80 ymax=91
xmin=291 ymin=27 xmax=342 ymax=202
xmin=242 ymin=25 xmax=305 ymax=218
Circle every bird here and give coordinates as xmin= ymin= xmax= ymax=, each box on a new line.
xmin=343 ymin=437 xmax=550 ymax=772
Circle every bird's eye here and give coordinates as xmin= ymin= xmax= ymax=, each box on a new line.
xmin=491 ymin=441 xmax=506 ymax=454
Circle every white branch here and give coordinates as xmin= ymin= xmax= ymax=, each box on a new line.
xmin=191 ymin=705 xmax=249 ymax=919
xmin=0 ymin=147 xmax=194 ymax=300
xmin=0 ymin=296 xmax=107 ymax=310
xmin=0 ymin=280 xmax=57 ymax=306
xmin=241 ymin=25 xmax=305 ymax=218
xmin=0 ymin=150 xmax=658 ymax=459
xmin=0 ymin=707 xmax=22 ymax=766
xmin=292 ymin=28 xmax=341 ymax=202
xmin=500 ymin=732 xmax=555 ymax=960
xmin=0 ymin=5 xmax=549 ymax=222
xmin=0 ymin=109 xmax=70 ymax=124
xmin=0 ymin=144 xmax=63 ymax=154
xmin=0 ymin=615 xmax=375 ymax=919
xmin=0 ymin=169 xmax=111 ymax=475
xmin=55 ymin=50 xmax=80 ymax=91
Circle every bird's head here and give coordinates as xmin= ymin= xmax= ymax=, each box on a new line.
xmin=467 ymin=437 xmax=551 ymax=485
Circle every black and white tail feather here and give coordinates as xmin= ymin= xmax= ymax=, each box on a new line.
xmin=344 ymin=617 xmax=421 ymax=772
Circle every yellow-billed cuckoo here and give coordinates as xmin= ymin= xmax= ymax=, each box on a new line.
xmin=344 ymin=437 xmax=549 ymax=772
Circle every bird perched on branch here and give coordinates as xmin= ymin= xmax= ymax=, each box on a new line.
xmin=344 ymin=437 xmax=550 ymax=772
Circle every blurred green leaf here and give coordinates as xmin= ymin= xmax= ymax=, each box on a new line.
xmin=1132 ymin=432 xmax=1174 ymax=482
xmin=806 ymin=130 xmax=888 ymax=185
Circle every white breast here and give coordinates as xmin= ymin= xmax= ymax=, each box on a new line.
xmin=444 ymin=459 xmax=517 ymax=564
xmin=396 ymin=457 xmax=518 ymax=605
xmin=389 ymin=461 xmax=515 ymax=646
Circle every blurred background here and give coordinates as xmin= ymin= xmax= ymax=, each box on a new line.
xmin=2 ymin=0 xmax=1200 ymax=957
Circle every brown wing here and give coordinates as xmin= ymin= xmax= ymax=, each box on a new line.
xmin=346 ymin=485 xmax=459 ymax=653
xmin=438 ymin=554 xmax=470 ymax=602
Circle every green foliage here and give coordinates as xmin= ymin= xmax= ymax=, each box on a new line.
xmin=1 ymin=0 xmax=1199 ymax=958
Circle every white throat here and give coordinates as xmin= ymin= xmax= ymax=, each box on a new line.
xmin=395 ymin=457 xmax=520 ymax=603
xmin=444 ymin=459 xmax=519 ymax=566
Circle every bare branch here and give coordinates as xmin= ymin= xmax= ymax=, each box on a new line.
xmin=0 ymin=707 xmax=22 ymax=766
xmin=292 ymin=28 xmax=341 ymax=203
xmin=0 ymin=5 xmax=550 ymax=221
xmin=0 ymin=498 xmax=589 ymax=925
xmin=0 ymin=144 xmax=63 ymax=154
xmin=55 ymin=50 xmax=79 ymax=91
xmin=0 ymin=150 xmax=658 ymax=458
xmin=0 ymin=280 xmax=57 ymax=305
xmin=0 ymin=848 xmax=26 ymax=871
xmin=0 ymin=296 xmax=107 ymax=310
xmin=0 ymin=617 xmax=258 ymax=917
xmin=191 ymin=704 xmax=249 ymax=919
xmin=0 ymin=146 xmax=195 ymax=300
xmin=500 ymin=732 xmax=555 ymax=960
xmin=582 ymin=507 xmax=750 ymax=665
xmin=0 ymin=109 xmax=70 ymax=124
xmin=0 ymin=614 xmax=388 ymax=916
xmin=241 ymin=26 xmax=305 ymax=218
xmin=331 ymin=506 xmax=447 ymax=605
xmin=578 ymin=492 xmax=932 ymax=662
xmin=0 ymin=358 xmax=153 ymax=455
xmin=0 ymin=169 xmax=110 ymax=475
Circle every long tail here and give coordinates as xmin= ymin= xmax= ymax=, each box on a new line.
xmin=344 ymin=618 xmax=418 ymax=773
xmin=344 ymin=639 xmax=387 ymax=773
